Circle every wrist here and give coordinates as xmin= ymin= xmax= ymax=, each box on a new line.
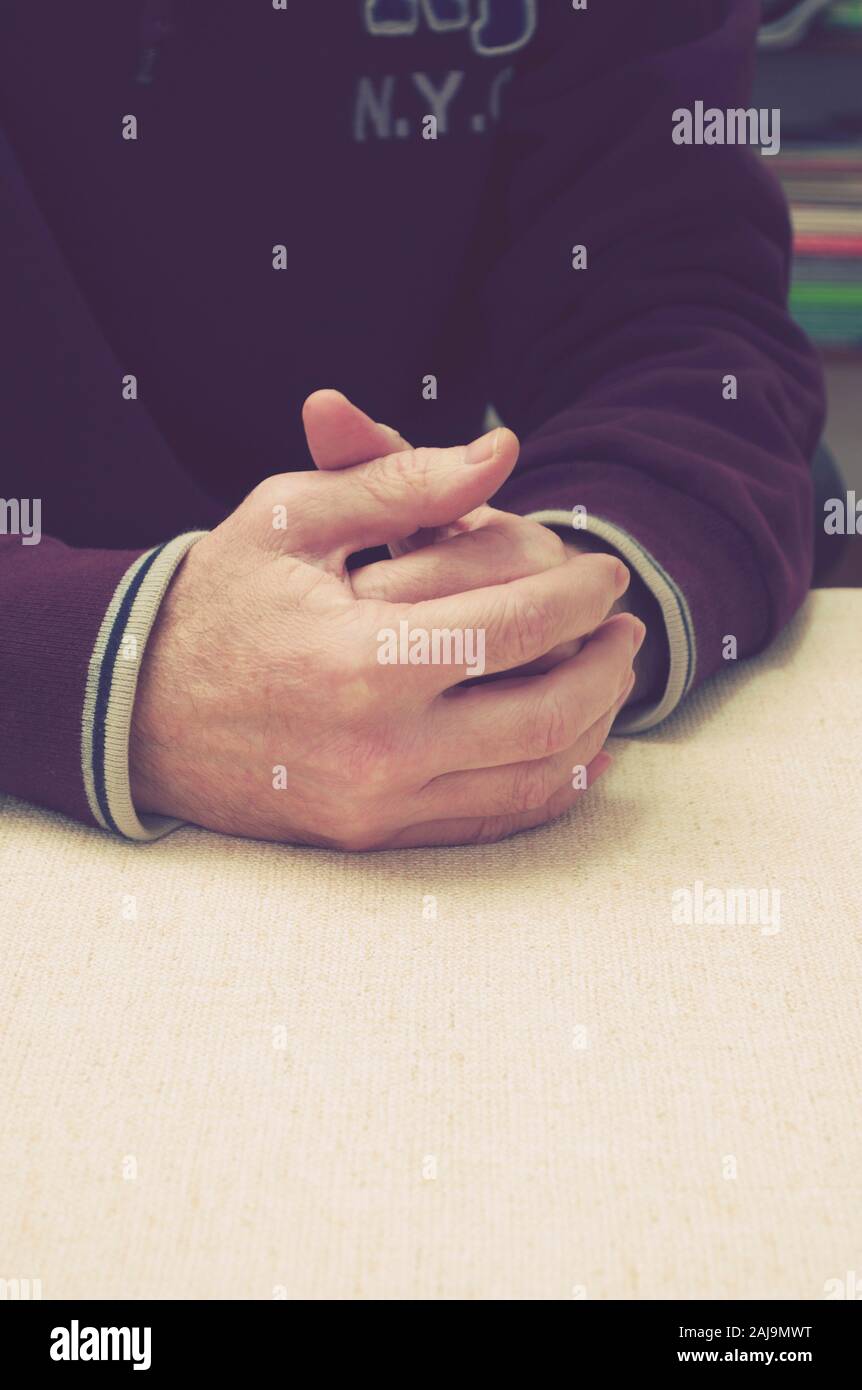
xmin=128 ymin=548 xmax=199 ymax=817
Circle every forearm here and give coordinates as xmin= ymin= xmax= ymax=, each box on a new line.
xmin=481 ymin=1 xmax=824 ymax=726
xmin=0 ymin=531 xmax=205 ymax=835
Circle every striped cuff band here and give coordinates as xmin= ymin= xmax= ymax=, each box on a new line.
xmin=528 ymin=510 xmax=696 ymax=733
xmin=81 ymin=532 xmax=208 ymax=841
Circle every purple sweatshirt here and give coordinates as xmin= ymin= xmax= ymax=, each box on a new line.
xmin=0 ymin=1 xmax=825 ymax=839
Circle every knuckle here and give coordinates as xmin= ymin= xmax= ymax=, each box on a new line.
xmin=492 ymin=514 xmax=563 ymax=561
xmin=355 ymin=563 xmax=396 ymax=602
xmin=249 ymin=471 xmax=302 ymax=514
xmin=464 ymin=816 xmax=511 ymax=846
xmin=498 ymin=592 xmax=553 ymax=665
xmin=246 ymin=472 xmax=308 ymax=541
xmin=510 ymin=759 xmax=554 ymax=814
xmin=407 ymin=446 xmax=436 ymax=478
xmin=530 ymin=523 xmax=567 ymax=568
xmin=530 ymin=691 xmax=571 ymax=758
xmin=353 ymin=464 xmax=396 ymax=511
xmin=581 ymin=717 xmax=610 ymax=768
xmin=365 ymin=447 xmax=431 ymax=502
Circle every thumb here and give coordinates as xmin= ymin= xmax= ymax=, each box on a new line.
xmin=314 ymin=428 xmax=520 ymax=558
xmin=303 ymin=389 xmax=410 ymax=470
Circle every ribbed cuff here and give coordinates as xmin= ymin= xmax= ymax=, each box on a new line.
xmin=80 ymin=532 xmax=208 ymax=841
xmin=528 ymin=510 xmax=695 ymax=733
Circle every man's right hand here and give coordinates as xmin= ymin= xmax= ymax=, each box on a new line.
xmin=130 ymin=430 xmax=642 ymax=849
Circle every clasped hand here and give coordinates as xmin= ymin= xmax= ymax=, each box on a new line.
xmin=130 ymin=391 xmax=643 ymax=848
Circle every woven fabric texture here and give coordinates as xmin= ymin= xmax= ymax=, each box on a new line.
xmin=1 ymin=591 xmax=860 ymax=1300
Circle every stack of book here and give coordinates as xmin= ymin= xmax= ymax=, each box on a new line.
xmin=758 ymin=2 xmax=862 ymax=349
xmin=775 ymin=145 xmax=862 ymax=349
xmin=759 ymin=0 xmax=862 ymax=49
xmin=824 ymin=0 xmax=862 ymax=36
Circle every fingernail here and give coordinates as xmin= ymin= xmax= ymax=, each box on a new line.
xmin=377 ymin=422 xmax=406 ymax=450
xmin=630 ymin=618 xmax=646 ymax=654
xmin=464 ymin=428 xmax=500 ymax=466
xmin=614 ymin=562 xmax=631 ymax=597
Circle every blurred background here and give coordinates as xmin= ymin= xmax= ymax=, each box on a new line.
xmin=756 ymin=1 xmax=862 ymax=583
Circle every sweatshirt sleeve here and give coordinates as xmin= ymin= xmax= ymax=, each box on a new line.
xmin=0 ymin=533 xmax=206 ymax=837
xmin=484 ymin=0 xmax=826 ymax=731
xmin=0 ymin=125 xmax=220 ymax=835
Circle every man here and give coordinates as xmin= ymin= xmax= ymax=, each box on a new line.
xmin=0 ymin=2 xmax=825 ymax=848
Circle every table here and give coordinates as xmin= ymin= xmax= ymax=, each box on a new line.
xmin=1 ymin=591 xmax=860 ymax=1300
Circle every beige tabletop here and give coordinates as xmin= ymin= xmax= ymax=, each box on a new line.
xmin=1 ymin=589 xmax=860 ymax=1301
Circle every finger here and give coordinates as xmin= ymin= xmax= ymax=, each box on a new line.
xmin=417 ymin=675 xmax=633 ymax=820
xmin=307 ymin=428 xmax=520 ymax=556
xmin=352 ymin=512 xmax=563 ymax=602
xmin=302 ymin=390 xmax=495 ymax=565
xmin=387 ymin=501 xmax=496 ymax=560
xmin=427 ymin=613 xmax=640 ymax=772
xmin=407 ymin=552 xmax=630 ymax=690
xmin=499 ymin=637 xmax=584 ymax=678
xmin=302 ymin=389 xmax=409 ymax=470
xmin=384 ymin=752 xmax=613 ymax=849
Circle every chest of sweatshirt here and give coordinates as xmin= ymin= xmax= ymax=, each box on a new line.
xmin=1 ymin=2 xmax=553 ymax=504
